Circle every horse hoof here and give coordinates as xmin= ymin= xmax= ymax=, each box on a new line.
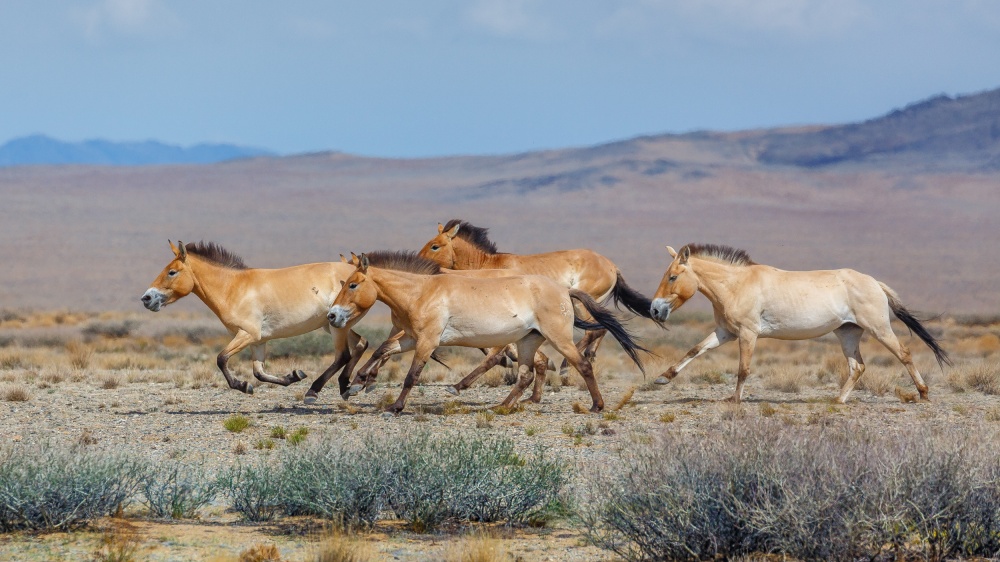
xmin=654 ymin=376 xmax=670 ymax=385
xmin=521 ymin=396 xmax=542 ymax=404
xmin=364 ymin=384 xmax=376 ymax=394
xmin=445 ymin=386 xmax=460 ymax=396
xmin=244 ymin=382 xmax=254 ymax=395
xmin=292 ymin=369 xmax=308 ymax=382
xmin=348 ymin=384 xmax=363 ymax=396
xmin=381 ymin=411 xmax=395 ymax=419
xmin=303 ymin=390 xmax=318 ymax=405
xmin=340 ymin=391 xmax=350 ymax=401
xmin=590 ymin=405 xmax=603 ymax=414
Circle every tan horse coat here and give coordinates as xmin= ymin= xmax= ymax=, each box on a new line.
xmin=650 ymin=244 xmax=950 ymax=403
xmin=142 ymin=241 xmax=366 ymax=400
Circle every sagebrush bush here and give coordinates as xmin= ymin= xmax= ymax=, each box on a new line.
xmin=224 ymin=433 xmax=569 ymax=531
xmin=0 ymin=445 xmax=144 ymax=531
xmin=141 ymin=462 xmax=218 ymax=519
xmin=581 ymin=420 xmax=1000 ymax=561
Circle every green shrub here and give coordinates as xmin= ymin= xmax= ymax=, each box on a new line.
xmin=0 ymin=445 xmax=144 ymax=531
xmin=224 ymin=414 xmax=251 ymax=433
xmin=217 ymin=461 xmax=284 ymax=522
xmin=581 ymin=421 xmax=1000 ymax=561
xmin=141 ymin=462 xmax=218 ymax=519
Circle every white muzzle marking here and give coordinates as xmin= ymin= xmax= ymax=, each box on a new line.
xmin=328 ymin=305 xmax=351 ymax=328
xmin=650 ymin=298 xmax=671 ymax=322
xmin=141 ymin=288 xmax=166 ymax=312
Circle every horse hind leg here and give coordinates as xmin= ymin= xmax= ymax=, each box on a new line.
xmin=303 ymin=329 xmax=368 ymax=404
xmin=250 ymin=342 xmax=309 ymax=387
xmin=866 ymin=321 xmax=930 ymax=400
xmin=497 ymin=334 xmax=544 ymax=409
xmin=217 ymin=330 xmax=256 ymax=394
xmin=524 ymin=350 xmax=551 ymax=404
xmin=833 ymin=324 xmax=866 ymax=404
xmin=448 ymin=346 xmax=507 ymax=396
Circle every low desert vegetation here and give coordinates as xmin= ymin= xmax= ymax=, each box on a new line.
xmin=582 ymin=420 xmax=1000 ymax=561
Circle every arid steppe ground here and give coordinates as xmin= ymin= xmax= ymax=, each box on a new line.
xmin=0 ymin=308 xmax=998 ymax=560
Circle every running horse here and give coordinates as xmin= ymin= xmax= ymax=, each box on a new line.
xmin=141 ymin=241 xmax=367 ymax=401
xmin=418 ymin=220 xmax=654 ymax=380
xmin=327 ymin=251 xmax=647 ymax=413
xmin=649 ymin=244 xmax=951 ymax=403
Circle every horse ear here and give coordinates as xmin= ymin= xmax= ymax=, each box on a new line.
xmin=359 ymin=253 xmax=369 ymax=273
xmin=177 ymin=241 xmax=188 ymax=262
xmin=339 ymin=254 xmax=348 ymax=263
xmin=350 ymin=252 xmax=359 ymax=265
xmin=666 ymin=246 xmax=677 ymax=258
xmin=437 ymin=223 xmax=445 ymax=234
xmin=679 ymin=245 xmax=690 ymax=264
xmin=169 ymin=240 xmax=180 ymax=257
xmin=445 ymin=224 xmax=460 ymax=239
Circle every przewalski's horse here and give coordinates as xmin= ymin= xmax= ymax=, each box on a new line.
xmin=649 ymin=244 xmax=951 ymax=404
xmin=141 ymin=241 xmax=367 ymax=400
xmin=327 ymin=251 xmax=647 ymax=414
xmin=417 ymin=220 xmax=654 ymax=374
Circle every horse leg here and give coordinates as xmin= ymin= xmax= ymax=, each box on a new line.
xmin=833 ymin=324 xmax=866 ymax=404
xmin=524 ymin=349 xmax=551 ymax=404
xmin=249 ymin=342 xmax=309 ymax=386
xmin=655 ymin=328 xmax=736 ymax=384
xmin=303 ymin=329 xmax=368 ymax=404
xmin=217 ymin=330 xmax=257 ymax=394
xmin=726 ymin=329 xmax=758 ymax=403
xmin=549 ymin=334 xmax=605 ymax=412
xmin=350 ymin=333 xmax=415 ymax=395
xmin=867 ymin=322 xmax=929 ymax=400
xmin=386 ymin=340 xmax=437 ymax=414
xmin=497 ymin=334 xmax=544 ymax=409
xmin=447 ymin=346 xmax=507 ymax=396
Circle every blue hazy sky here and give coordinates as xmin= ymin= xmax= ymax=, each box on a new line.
xmin=2 ymin=1 xmax=999 ymax=157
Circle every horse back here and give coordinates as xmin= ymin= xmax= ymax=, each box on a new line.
xmin=503 ymin=248 xmax=617 ymax=298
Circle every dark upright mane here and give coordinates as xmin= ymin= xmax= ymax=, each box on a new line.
xmin=363 ymin=250 xmax=441 ymax=275
xmin=685 ymin=243 xmax=756 ymax=267
xmin=185 ymin=241 xmax=249 ymax=270
xmin=443 ymin=219 xmax=499 ymax=254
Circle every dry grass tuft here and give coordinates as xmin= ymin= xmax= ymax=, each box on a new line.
xmin=759 ymin=403 xmax=777 ymax=417
xmin=571 ymin=402 xmax=588 ymax=415
xmin=375 ymin=393 xmax=395 ymax=410
xmin=964 ymin=362 xmax=1000 ymax=395
xmin=91 ymin=521 xmax=141 ymax=562
xmin=857 ymin=368 xmax=896 ymax=396
xmin=1 ymin=383 xmax=30 ymax=402
xmin=337 ymin=402 xmax=360 ymax=415
xmin=99 ymin=373 xmax=123 ymax=389
xmin=444 ymin=531 xmax=508 ymax=562
xmin=475 ymin=411 xmax=495 ymax=429
xmin=65 ymin=339 xmax=94 ymax=369
xmin=238 ymin=543 xmax=282 ymax=562
xmin=659 ymin=412 xmax=676 ymax=423
xmin=764 ymin=368 xmax=804 ymax=394
xmin=312 ymin=528 xmax=373 ymax=562
xmin=492 ymin=403 xmax=523 ymax=416
xmin=224 ymin=414 xmax=251 ymax=433
xmin=233 ymin=441 xmax=248 ymax=455
xmin=894 ymin=387 xmax=919 ymax=403
xmin=442 ymin=400 xmax=471 ymax=416
xmin=613 ymin=387 xmax=636 ymax=411
xmin=0 ymin=349 xmax=30 ymax=370
xmin=480 ymin=368 xmax=505 ymax=388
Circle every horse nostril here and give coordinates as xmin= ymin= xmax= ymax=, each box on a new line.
xmin=141 ymin=295 xmax=151 ymax=303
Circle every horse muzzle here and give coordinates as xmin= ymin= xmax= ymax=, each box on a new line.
xmin=141 ymin=289 xmax=166 ymax=312
xmin=650 ymin=298 xmax=672 ymax=322
xmin=327 ymin=305 xmax=352 ymax=329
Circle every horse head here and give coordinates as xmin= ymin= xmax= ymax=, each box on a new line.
xmin=328 ymin=253 xmax=378 ymax=328
xmin=650 ymin=245 xmax=698 ymax=321
xmin=141 ymin=241 xmax=197 ymax=312
xmin=417 ymin=222 xmax=460 ymax=269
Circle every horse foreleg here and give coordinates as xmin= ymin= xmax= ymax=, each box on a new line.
xmin=217 ymin=330 xmax=256 ymax=394
xmin=447 ymin=346 xmax=507 ymax=395
xmin=303 ymin=329 xmax=368 ymax=404
xmin=498 ymin=335 xmax=544 ymax=409
xmin=655 ymin=328 xmax=736 ymax=384
xmin=726 ymin=329 xmax=758 ymax=403
xmin=349 ymin=333 xmax=415 ymax=395
xmin=250 ymin=342 xmax=309 ymax=387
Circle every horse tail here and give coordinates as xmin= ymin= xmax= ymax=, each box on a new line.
xmin=611 ymin=270 xmax=655 ymax=319
xmin=878 ymin=281 xmax=952 ymax=370
xmin=570 ymin=289 xmax=649 ymax=374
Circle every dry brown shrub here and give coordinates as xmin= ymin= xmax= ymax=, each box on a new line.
xmin=233 ymin=441 xmax=248 ymax=455
xmin=39 ymin=367 xmax=67 ymax=385
xmin=857 ymin=368 xmax=896 ymax=396
xmin=91 ymin=520 xmax=141 ymax=562
xmin=0 ymin=348 xmax=30 ymax=370
xmin=375 ymin=393 xmax=394 ymax=410
xmin=444 ymin=531 xmax=508 ymax=562
xmin=571 ymin=402 xmax=588 ymax=414
xmin=759 ymin=403 xmax=777 ymax=417
xmin=613 ymin=387 xmax=636 ymax=411
xmin=965 ymin=362 xmax=1000 ymax=395
xmin=764 ymin=368 xmax=804 ymax=394
xmin=312 ymin=529 xmax=373 ymax=562
xmin=65 ymin=339 xmax=94 ymax=369
xmin=238 ymin=543 xmax=282 ymax=562
xmin=480 ymin=368 xmax=505 ymax=388
xmin=1 ymin=383 xmax=30 ymax=402
xmin=475 ymin=411 xmax=495 ymax=429
xmin=894 ymin=387 xmax=919 ymax=403
xmin=100 ymin=373 xmax=123 ymax=389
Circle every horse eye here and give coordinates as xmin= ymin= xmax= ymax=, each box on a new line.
xmin=168 ymin=270 xmax=178 ymax=277
xmin=668 ymin=275 xmax=678 ymax=282
xmin=431 ymin=245 xmax=440 ymax=251
xmin=348 ymin=283 xmax=358 ymax=290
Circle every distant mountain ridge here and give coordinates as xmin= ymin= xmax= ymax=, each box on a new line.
xmin=0 ymin=135 xmax=273 ymax=166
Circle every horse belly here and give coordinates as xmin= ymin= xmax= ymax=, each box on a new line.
xmin=760 ymin=310 xmax=847 ymax=340
xmin=438 ymin=315 xmax=533 ymax=348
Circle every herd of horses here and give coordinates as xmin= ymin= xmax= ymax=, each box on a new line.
xmin=140 ymin=219 xmax=950 ymax=414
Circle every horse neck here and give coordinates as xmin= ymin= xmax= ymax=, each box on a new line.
xmin=368 ymin=268 xmax=427 ymax=317
xmin=452 ymin=238 xmax=506 ymax=269
xmin=188 ymin=257 xmax=242 ymax=321
xmin=689 ymin=257 xmax=745 ymax=308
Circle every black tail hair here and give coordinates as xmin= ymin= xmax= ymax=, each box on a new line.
xmin=881 ymin=282 xmax=952 ymax=369
xmin=611 ymin=271 xmax=654 ymax=319
xmin=570 ymin=289 xmax=649 ymax=374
